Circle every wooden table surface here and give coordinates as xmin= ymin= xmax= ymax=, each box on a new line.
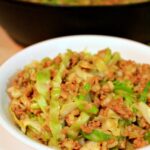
xmin=0 ymin=26 xmax=34 ymax=150
xmin=0 ymin=26 xmax=23 ymax=64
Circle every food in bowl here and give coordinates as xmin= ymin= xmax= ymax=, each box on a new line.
xmin=20 ymin=0 xmax=150 ymax=5
xmin=7 ymin=48 xmax=150 ymax=149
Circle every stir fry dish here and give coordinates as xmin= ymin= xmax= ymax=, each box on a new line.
xmin=8 ymin=49 xmax=150 ymax=149
xmin=20 ymin=0 xmax=150 ymax=5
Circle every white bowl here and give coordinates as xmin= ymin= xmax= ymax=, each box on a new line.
xmin=0 ymin=35 xmax=150 ymax=150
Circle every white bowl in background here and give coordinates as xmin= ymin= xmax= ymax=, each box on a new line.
xmin=0 ymin=35 xmax=150 ymax=150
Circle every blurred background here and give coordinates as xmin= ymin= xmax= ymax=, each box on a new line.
xmin=0 ymin=0 xmax=150 ymax=46
xmin=0 ymin=0 xmax=150 ymax=64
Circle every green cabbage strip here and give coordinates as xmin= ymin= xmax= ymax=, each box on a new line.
xmin=83 ymin=83 xmax=91 ymax=91
xmin=95 ymin=51 xmax=120 ymax=74
xmin=139 ymin=81 xmax=150 ymax=103
xmin=123 ymin=93 xmax=137 ymax=114
xmin=111 ymin=147 xmax=119 ymax=150
xmin=75 ymin=83 xmax=98 ymax=114
xmin=10 ymin=104 xmax=42 ymax=133
xmin=35 ymin=69 xmax=50 ymax=97
xmin=36 ymin=95 xmax=48 ymax=113
xmin=98 ymin=48 xmax=112 ymax=64
xmin=76 ymin=98 xmax=98 ymax=114
xmin=35 ymin=69 xmax=50 ymax=113
xmin=67 ymin=112 xmax=90 ymax=139
xmin=102 ymin=48 xmax=112 ymax=64
xmin=82 ymin=129 xmax=112 ymax=142
xmin=119 ymin=119 xmax=132 ymax=127
xmin=10 ymin=105 xmax=27 ymax=133
xmin=113 ymin=80 xmax=136 ymax=112
xmin=49 ymin=51 xmax=71 ymax=143
xmin=75 ymin=91 xmax=98 ymax=115
xmin=113 ymin=80 xmax=133 ymax=94
xmin=60 ymin=102 xmax=77 ymax=118
xmin=144 ymin=131 xmax=150 ymax=143
xmin=109 ymin=52 xmax=121 ymax=65
xmin=31 ymin=95 xmax=48 ymax=113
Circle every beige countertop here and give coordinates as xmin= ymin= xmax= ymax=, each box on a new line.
xmin=0 ymin=26 xmax=34 ymax=150
xmin=0 ymin=26 xmax=23 ymax=64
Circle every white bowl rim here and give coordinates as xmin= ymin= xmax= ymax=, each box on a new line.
xmin=0 ymin=35 xmax=150 ymax=150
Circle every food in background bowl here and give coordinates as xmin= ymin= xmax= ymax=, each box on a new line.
xmin=20 ymin=0 xmax=150 ymax=5
xmin=8 ymin=48 xmax=150 ymax=149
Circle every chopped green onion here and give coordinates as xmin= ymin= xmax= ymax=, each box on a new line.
xmin=78 ymin=94 xmax=86 ymax=100
xmin=139 ymin=81 xmax=150 ymax=103
xmin=144 ymin=131 xmax=150 ymax=143
xmin=82 ymin=129 xmax=112 ymax=142
xmin=84 ymin=83 xmax=91 ymax=91
xmin=119 ymin=119 xmax=132 ymax=127
xmin=76 ymin=99 xmax=98 ymax=115
xmin=113 ymin=80 xmax=133 ymax=94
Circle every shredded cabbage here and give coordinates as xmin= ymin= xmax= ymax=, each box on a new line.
xmin=49 ymin=51 xmax=71 ymax=142
xmin=8 ymin=49 xmax=150 ymax=149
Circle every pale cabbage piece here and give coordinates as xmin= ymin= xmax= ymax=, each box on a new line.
xmin=80 ymin=141 xmax=99 ymax=150
xmin=8 ymin=87 xmax=22 ymax=98
xmin=101 ymin=109 xmax=121 ymax=136
xmin=60 ymin=102 xmax=77 ymax=118
xmin=137 ymin=102 xmax=150 ymax=124
xmin=75 ymin=68 xmax=93 ymax=81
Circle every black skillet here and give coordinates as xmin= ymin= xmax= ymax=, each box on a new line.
xmin=0 ymin=0 xmax=150 ymax=46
